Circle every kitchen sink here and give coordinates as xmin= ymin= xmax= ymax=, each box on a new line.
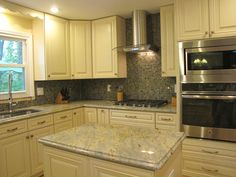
xmin=0 ymin=109 xmax=41 ymax=119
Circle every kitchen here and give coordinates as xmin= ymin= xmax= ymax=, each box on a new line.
xmin=0 ymin=0 xmax=235 ymax=177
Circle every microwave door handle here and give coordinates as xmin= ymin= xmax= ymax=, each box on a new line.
xmin=182 ymin=94 xmax=236 ymax=100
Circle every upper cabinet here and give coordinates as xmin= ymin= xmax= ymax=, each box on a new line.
xmin=175 ymin=0 xmax=236 ymax=41
xmin=70 ymin=21 xmax=92 ymax=79
xmin=92 ymin=16 xmax=127 ymax=78
xmin=45 ymin=15 xmax=70 ymax=80
xmin=160 ymin=5 xmax=177 ymax=77
xmin=33 ymin=14 xmax=70 ymax=80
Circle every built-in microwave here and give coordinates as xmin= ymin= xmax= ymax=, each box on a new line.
xmin=179 ymin=38 xmax=236 ymax=83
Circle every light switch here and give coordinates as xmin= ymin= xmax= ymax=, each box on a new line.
xmin=37 ymin=87 xmax=44 ymax=96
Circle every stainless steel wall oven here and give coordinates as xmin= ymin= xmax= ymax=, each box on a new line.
xmin=179 ymin=38 xmax=236 ymax=142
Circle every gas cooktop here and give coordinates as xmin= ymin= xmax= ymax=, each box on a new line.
xmin=114 ymin=99 xmax=168 ymax=108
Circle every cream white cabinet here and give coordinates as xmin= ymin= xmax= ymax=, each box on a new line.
xmin=183 ymin=138 xmax=236 ymax=177
xmin=29 ymin=126 xmax=54 ymax=176
xmin=33 ymin=14 xmax=70 ymax=80
xmin=92 ymin=16 xmax=127 ymax=78
xmin=43 ymin=145 xmax=182 ymax=177
xmin=54 ymin=110 xmax=73 ymax=133
xmin=44 ymin=147 xmax=89 ymax=177
xmin=175 ymin=0 xmax=236 ymax=41
xmin=70 ymin=21 xmax=92 ymax=79
xmin=160 ymin=5 xmax=176 ymax=77
xmin=110 ymin=110 xmax=155 ymax=128
xmin=0 ymin=132 xmax=30 ymax=177
xmin=84 ymin=108 xmax=98 ymax=123
xmin=72 ymin=108 xmax=85 ymax=127
xmin=90 ymin=158 xmax=154 ymax=177
xmin=97 ymin=108 xmax=110 ymax=124
xmin=155 ymin=113 xmax=177 ymax=131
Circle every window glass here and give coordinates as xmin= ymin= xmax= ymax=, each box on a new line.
xmin=0 ymin=38 xmax=23 ymax=64
xmin=0 ymin=68 xmax=25 ymax=93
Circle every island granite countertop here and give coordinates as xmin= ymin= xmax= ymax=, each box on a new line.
xmin=0 ymin=100 xmax=176 ymax=125
xmin=39 ymin=123 xmax=185 ymax=170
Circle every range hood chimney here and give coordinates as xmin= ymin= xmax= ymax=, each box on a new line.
xmin=123 ymin=10 xmax=151 ymax=53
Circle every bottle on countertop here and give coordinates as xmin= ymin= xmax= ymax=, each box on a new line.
xmin=116 ymin=85 xmax=124 ymax=102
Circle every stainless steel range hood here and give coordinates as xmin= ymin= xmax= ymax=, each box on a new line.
xmin=123 ymin=10 xmax=151 ymax=53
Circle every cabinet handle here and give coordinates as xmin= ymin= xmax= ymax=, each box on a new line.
xmin=60 ymin=116 xmax=67 ymax=119
xmin=37 ymin=120 xmax=46 ymax=125
xmin=161 ymin=118 xmax=172 ymax=121
xmin=201 ymin=167 xmax=218 ymax=173
xmin=201 ymin=149 xmax=219 ymax=154
xmin=114 ymin=73 xmax=118 ymax=75
xmin=125 ymin=115 xmax=137 ymax=119
xmin=7 ymin=127 xmax=18 ymax=132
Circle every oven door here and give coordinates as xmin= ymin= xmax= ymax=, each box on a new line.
xmin=182 ymin=94 xmax=236 ymax=142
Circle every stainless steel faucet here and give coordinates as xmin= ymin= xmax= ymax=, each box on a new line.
xmin=8 ymin=72 xmax=16 ymax=113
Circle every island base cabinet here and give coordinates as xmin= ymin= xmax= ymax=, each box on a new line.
xmin=42 ymin=146 xmax=182 ymax=177
xmin=43 ymin=147 xmax=89 ymax=177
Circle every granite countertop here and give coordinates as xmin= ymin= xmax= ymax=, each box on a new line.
xmin=0 ymin=100 xmax=176 ymax=125
xmin=39 ymin=123 xmax=185 ymax=170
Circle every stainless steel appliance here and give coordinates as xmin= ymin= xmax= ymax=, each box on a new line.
xmin=114 ymin=99 xmax=168 ymax=108
xmin=181 ymin=83 xmax=236 ymax=142
xmin=179 ymin=38 xmax=236 ymax=83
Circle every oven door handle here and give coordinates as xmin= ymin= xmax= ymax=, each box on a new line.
xmin=182 ymin=94 xmax=236 ymax=100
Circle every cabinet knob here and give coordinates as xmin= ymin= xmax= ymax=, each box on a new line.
xmin=211 ymin=31 xmax=214 ymax=34
xmin=162 ymin=71 xmax=166 ymax=74
xmin=26 ymin=136 xmax=30 ymax=139
xmin=48 ymin=74 xmax=50 ymax=78
xmin=72 ymin=74 xmax=74 ymax=77
xmin=205 ymin=31 xmax=208 ymax=35
xmin=101 ymin=110 xmax=104 ymax=113
xmin=74 ymin=112 xmax=76 ymax=115
xmin=114 ymin=73 xmax=118 ymax=76
xmin=30 ymin=135 xmax=34 ymax=138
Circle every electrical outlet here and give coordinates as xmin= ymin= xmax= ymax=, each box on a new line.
xmin=37 ymin=87 xmax=44 ymax=96
xmin=107 ymin=84 xmax=111 ymax=92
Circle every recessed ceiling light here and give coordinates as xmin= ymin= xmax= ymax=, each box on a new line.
xmin=0 ymin=7 xmax=6 ymax=13
xmin=50 ymin=6 xmax=59 ymax=13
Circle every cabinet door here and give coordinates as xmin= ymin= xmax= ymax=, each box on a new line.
xmin=0 ymin=133 xmax=30 ymax=177
xmin=209 ymin=0 xmax=236 ymax=38
xmin=29 ymin=126 xmax=54 ymax=176
xmin=72 ymin=108 xmax=85 ymax=127
xmin=70 ymin=21 xmax=92 ymax=79
xmin=45 ymin=14 xmax=70 ymax=80
xmin=97 ymin=109 xmax=110 ymax=124
xmin=54 ymin=121 xmax=73 ymax=133
xmin=175 ymin=0 xmax=209 ymax=41
xmin=92 ymin=17 xmax=118 ymax=78
xmin=44 ymin=147 xmax=88 ymax=177
xmin=160 ymin=5 xmax=176 ymax=77
xmin=84 ymin=108 xmax=97 ymax=123
xmin=90 ymin=158 xmax=154 ymax=177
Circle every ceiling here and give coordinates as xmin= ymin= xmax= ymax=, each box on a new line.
xmin=7 ymin=0 xmax=173 ymax=19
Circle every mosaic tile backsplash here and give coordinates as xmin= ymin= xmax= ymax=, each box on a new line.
xmin=0 ymin=13 xmax=176 ymax=111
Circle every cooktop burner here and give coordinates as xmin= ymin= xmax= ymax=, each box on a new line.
xmin=114 ymin=99 xmax=168 ymax=108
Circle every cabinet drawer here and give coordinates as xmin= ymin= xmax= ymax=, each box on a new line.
xmin=54 ymin=111 xmax=73 ymax=124
xmin=156 ymin=113 xmax=176 ymax=125
xmin=0 ymin=120 xmax=28 ymax=139
xmin=183 ymin=158 xmax=236 ymax=177
xmin=110 ymin=110 xmax=155 ymax=128
xmin=183 ymin=138 xmax=236 ymax=159
xmin=28 ymin=114 xmax=53 ymax=130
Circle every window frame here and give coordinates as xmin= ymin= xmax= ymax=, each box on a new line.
xmin=0 ymin=29 xmax=34 ymax=101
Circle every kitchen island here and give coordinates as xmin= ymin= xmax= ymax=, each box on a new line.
xmin=39 ymin=124 xmax=184 ymax=177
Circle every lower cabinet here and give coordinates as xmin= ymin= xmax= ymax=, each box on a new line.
xmin=97 ymin=108 xmax=109 ymax=124
xmin=29 ymin=126 xmax=54 ymax=176
xmin=72 ymin=108 xmax=84 ymax=127
xmin=84 ymin=107 xmax=98 ymax=123
xmin=43 ymin=146 xmax=181 ymax=177
xmin=0 ymin=132 xmax=31 ymax=177
xmin=182 ymin=138 xmax=236 ymax=177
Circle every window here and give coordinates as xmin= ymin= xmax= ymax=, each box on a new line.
xmin=0 ymin=30 xmax=34 ymax=100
